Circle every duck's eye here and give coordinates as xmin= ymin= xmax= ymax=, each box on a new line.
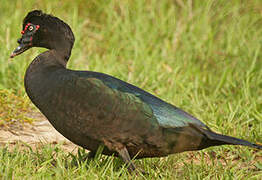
xmin=28 ymin=26 xmax=34 ymax=31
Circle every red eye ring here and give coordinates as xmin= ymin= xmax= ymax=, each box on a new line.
xmin=20 ymin=23 xmax=40 ymax=35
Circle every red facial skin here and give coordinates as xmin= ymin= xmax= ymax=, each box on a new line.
xmin=21 ymin=23 xmax=40 ymax=34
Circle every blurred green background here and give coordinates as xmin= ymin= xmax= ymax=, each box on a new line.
xmin=0 ymin=0 xmax=261 ymax=179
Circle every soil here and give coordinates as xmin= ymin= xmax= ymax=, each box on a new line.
xmin=0 ymin=112 xmax=76 ymax=152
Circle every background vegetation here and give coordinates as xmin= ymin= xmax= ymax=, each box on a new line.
xmin=0 ymin=0 xmax=261 ymax=179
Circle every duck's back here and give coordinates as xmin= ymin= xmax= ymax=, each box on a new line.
xmin=74 ymin=70 xmax=208 ymax=129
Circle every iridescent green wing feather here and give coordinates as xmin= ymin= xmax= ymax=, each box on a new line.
xmin=75 ymin=71 xmax=208 ymax=129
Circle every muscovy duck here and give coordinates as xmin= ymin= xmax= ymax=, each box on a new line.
xmin=10 ymin=10 xmax=261 ymax=172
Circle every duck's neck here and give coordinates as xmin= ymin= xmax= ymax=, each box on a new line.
xmin=37 ymin=38 xmax=73 ymax=68
xmin=25 ymin=49 xmax=70 ymax=84
xmin=34 ymin=48 xmax=71 ymax=68
xmin=53 ymin=44 xmax=73 ymax=64
xmin=47 ymin=49 xmax=69 ymax=68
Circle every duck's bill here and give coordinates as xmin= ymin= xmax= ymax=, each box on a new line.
xmin=10 ymin=43 xmax=30 ymax=58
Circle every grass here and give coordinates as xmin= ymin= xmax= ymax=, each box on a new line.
xmin=0 ymin=89 xmax=34 ymax=126
xmin=0 ymin=0 xmax=262 ymax=179
xmin=1 ymin=143 xmax=261 ymax=179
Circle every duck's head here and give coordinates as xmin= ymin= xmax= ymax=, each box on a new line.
xmin=11 ymin=10 xmax=75 ymax=60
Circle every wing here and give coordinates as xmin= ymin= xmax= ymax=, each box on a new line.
xmin=74 ymin=71 xmax=208 ymax=129
xmin=71 ymin=75 xmax=162 ymax=144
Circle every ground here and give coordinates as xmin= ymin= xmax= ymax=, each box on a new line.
xmin=0 ymin=112 xmax=75 ymax=152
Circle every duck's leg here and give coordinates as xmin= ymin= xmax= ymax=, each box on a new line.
xmin=116 ymin=147 xmax=136 ymax=172
xmin=103 ymin=139 xmax=136 ymax=172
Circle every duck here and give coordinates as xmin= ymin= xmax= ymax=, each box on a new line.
xmin=10 ymin=10 xmax=261 ymax=172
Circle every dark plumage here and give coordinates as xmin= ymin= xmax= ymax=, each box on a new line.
xmin=11 ymin=10 xmax=261 ymax=172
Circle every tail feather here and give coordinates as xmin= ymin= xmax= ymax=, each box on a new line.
xmin=189 ymin=123 xmax=262 ymax=150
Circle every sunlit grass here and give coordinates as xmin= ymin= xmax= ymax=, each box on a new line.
xmin=0 ymin=0 xmax=261 ymax=178
xmin=0 ymin=143 xmax=261 ymax=179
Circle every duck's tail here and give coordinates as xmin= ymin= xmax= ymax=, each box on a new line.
xmin=189 ymin=123 xmax=262 ymax=150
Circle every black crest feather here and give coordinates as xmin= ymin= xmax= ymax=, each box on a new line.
xmin=23 ymin=10 xmax=45 ymax=28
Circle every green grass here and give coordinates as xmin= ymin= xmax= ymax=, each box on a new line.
xmin=0 ymin=0 xmax=262 ymax=179
xmin=1 ymin=143 xmax=261 ymax=179
xmin=0 ymin=89 xmax=34 ymax=126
